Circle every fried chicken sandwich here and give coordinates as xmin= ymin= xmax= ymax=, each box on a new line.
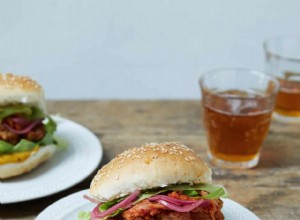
xmin=79 ymin=142 xmax=227 ymax=220
xmin=0 ymin=73 xmax=57 ymax=179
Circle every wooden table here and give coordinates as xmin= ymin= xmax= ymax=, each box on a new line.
xmin=1 ymin=100 xmax=299 ymax=220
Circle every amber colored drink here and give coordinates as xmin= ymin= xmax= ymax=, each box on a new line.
xmin=203 ymin=90 xmax=272 ymax=162
xmin=275 ymin=78 xmax=300 ymax=117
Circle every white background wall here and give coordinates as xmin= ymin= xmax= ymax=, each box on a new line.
xmin=0 ymin=0 xmax=299 ymax=100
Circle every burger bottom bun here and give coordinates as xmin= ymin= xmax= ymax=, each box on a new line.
xmin=0 ymin=144 xmax=56 ymax=179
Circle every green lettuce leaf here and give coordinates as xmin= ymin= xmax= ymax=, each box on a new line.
xmin=134 ymin=188 xmax=168 ymax=204
xmin=30 ymin=106 xmax=46 ymax=119
xmin=0 ymin=105 xmax=32 ymax=121
xmin=109 ymin=208 xmax=124 ymax=217
xmin=39 ymin=133 xmax=54 ymax=146
xmin=99 ymin=200 xmax=117 ymax=212
xmin=0 ymin=141 xmax=14 ymax=153
xmin=77 ymin=211 xmax=91 ymax=220
xmin=167 ymin=183 xmax=228 ymax=199
xmin=183 ymin=189 xmax=199 ymax=197
xmin=43 ymin=116 xmax=57 ymax=134
xmin=99 ymin=196 xmax=125 ymax=211
xmin=0 ymin=139 xmax=37 ymax=154
xmin=10 ymin=139 xmax=37 ymax=152
xmin=39 ymin=116 xmax=57 ymax=145
xmin=0 ymin=105 xmax=45 ymax=122
xmin=135 ymin=183 xmax=228 ymax=202
xmin=203 ymin=187 xmax=227 ymax=199
xmin=53 ymin=135 xmax=68 ymax=150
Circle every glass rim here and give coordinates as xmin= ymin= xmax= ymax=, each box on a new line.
xmin=199 ymin=67 xmax=280 ymax=95
xmin=263 ymin=36 xmax=300 ymax=62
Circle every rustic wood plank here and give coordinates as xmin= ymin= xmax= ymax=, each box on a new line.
xmin=1 ymin=100 xmax=299 ymax=219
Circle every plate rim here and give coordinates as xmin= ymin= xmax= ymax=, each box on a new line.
xmin=0 ymin=116 xmax=103 ymax=204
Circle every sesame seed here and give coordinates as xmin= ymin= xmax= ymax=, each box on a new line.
xmin=189 ymin=156 xmax=195 ymax=161
xmin=161 ymin=149 xmax=168 ymax=154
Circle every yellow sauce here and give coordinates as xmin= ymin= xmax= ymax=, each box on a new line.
xmin=0 ymin=147 xmax=39 ymax=165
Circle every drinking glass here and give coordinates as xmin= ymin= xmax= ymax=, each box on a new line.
xmin=199 ymin=68 xmax=279 ymax=169
xmin=264 ymin=37 xmax=300 ymax=122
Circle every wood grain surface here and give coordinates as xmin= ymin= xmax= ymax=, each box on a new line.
xmin=1 ymin=100 xmax=299 ymax=220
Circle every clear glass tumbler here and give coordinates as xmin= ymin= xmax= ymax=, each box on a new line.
xmin=199 ymin=68 xmax=279 ymax=169
xmin=264 ymin=37 xmax=300 ymax=122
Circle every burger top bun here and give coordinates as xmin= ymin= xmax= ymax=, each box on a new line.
xmin=90 ymin=142 xmax=212 ymax=202
xmin=0 ymin=73 xmax=46 ymax=112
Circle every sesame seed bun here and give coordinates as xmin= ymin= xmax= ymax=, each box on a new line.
xmin=0 ymin=73 xmax=46 ymax=112
xmin=0 ymin=73 xmax=54 ymax=179
xmin=0 ymin=144 xmax=56 ymax=179
xmin=89 ymin=142 xmax=212 ymax=202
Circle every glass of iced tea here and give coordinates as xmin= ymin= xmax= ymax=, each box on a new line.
xmin=199 ymin=68 xmax=279 ymax=169
xmin=264 ymin=37 xmax=300 ymax=122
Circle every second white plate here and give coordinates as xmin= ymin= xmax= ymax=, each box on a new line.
xmin=0 ymin=116 xmax=103 ymax=204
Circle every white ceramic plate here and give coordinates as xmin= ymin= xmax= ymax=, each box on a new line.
xmin=37 ymin=189 xmax=260 ymax=220
xmin=0 ymin=116 xmax=103 ymax=204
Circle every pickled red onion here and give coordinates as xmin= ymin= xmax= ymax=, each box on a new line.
xmin=11 ymin=116 xmax=31 ymax=127
xmin=83 ymin=195 xmax=101 ymax=205
xmin=91 ymin=190 xmax=140 ymax=220
xmin=157 ymin=199 xmax=209 ymax=212
xmin=148 ymin=195 xmax=198 ymax=205
xmin=3 ymin=118 xmax=43 ymax=134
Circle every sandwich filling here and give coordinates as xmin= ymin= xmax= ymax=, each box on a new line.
xmin=0 ymin=104 xmax=57 ymax=164
xmin=79 ymin=183 xmax=227 ymax=220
